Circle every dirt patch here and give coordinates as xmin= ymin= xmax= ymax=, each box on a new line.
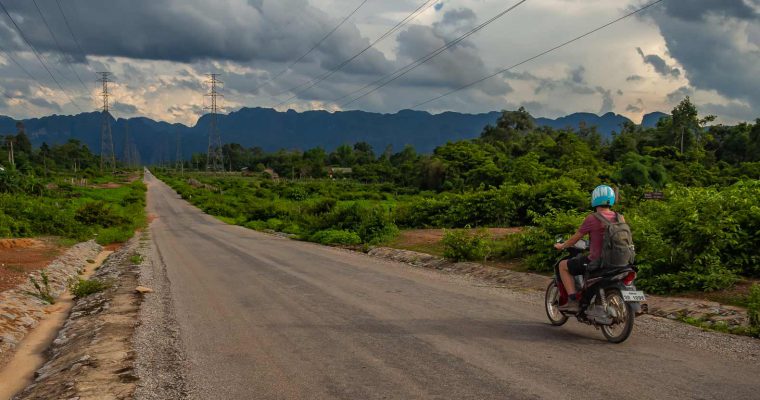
xmin=92 ymin=182 xmax=123 ymax=189
xmin=386 ymin=228 xmax=522 ymax=258
xmin=395 ymin=228 xmax=521 ymax=247
xmin=15 ymin=239 xmax=142 ymax=399
xmin=0 ymin=238 xmax=65 ymax=292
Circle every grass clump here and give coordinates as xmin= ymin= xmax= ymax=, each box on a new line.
xmin=130 ymin=254 xmax=143 ymax=264
xmin=69 ymin=277 xmax=110 ymax=298
xmin=27 ymin=271 xmax=55 ymax=304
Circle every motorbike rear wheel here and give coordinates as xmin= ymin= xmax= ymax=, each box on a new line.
xmin=601 ymin=289 xmax=634 ymax=343
xmin=545 ymin=281 xmax=568 ymax=326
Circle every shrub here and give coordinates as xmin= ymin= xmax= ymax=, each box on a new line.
xmin=442 ymin=228 xmax=491 ymax=262
xmin=75 ymin=201 xmax=127 ymax=227
xmin=515 ymin=210 xmax=586 ymax=272
xmin=310 ymin=229 xmax=362 ymax=245
xmin=748 ymin=284 xmax=760 ymax=332
xmin=69 ymin=277 xmax=110 ymax=298
xmin=96 ymin=226 xmax=134 ymax=245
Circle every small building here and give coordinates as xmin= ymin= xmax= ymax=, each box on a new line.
xmin=263 ymin=168 xmax=279 ymax=180
xmin=327 ymin=167 xmax=352 ymax=179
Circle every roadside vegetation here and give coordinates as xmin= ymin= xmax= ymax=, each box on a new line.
xmin=1 ymin=124 xmax=146 ymax=245
xmin=156 ymin=98 xmax=760 ymax=307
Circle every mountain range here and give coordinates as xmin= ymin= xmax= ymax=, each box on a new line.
xmin=0 ymin=108 xmax=668 ymax=163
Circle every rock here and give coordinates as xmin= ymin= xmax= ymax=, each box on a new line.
xmin=135 ymin=286 xmax=154 ymax=294
xmin=1 ymin=332 xmax=19 ymax=345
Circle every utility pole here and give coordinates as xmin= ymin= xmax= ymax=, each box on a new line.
xmin=97 ymin=72 xmax=116 ymax=172
xmin=204 ymin=73 xmax=224 ymax=172
xmin=5 ymin=136 xmax=15 ymax=169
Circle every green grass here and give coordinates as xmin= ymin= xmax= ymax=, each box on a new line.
xmin=69 ymin=277 xmax=110 ymax=298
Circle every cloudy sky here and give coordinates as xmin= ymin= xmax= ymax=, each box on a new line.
xmin=0 ymin=0 xmax=758 ymax=125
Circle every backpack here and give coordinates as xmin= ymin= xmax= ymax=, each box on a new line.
xmin=593 ymin=212 xmax=635 ymax=268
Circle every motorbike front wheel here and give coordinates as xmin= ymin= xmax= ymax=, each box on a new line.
xmin=545 ymin=281 xmax=568 ymax=326
xmin=601 ymin=289 xmax=634 ymax=343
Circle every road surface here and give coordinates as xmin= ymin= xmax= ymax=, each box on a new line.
xmin=145 ymin=173 xmax=760 ymax=400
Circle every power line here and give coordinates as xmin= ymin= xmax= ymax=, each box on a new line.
xmin=253 ymin=0 xmax=371 ymax=93
xmin=338 ymin=0 xmax=528 ymax=108
xmin=31 ymin=0 xmax=89 ymax=92
xmin=54 ymin=0 xmax=89 ymax=66
xmin=274 ymin=0 xmax=438 ymax=108
xmin=0 ymin=0 xmax=84 ymax=112
xmin=410 ymin=0 xmax=665 ymax=110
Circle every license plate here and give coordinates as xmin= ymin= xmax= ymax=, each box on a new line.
xmin=621 ymin=290 xmax=646 ymax=302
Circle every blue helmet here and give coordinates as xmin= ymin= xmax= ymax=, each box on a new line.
xmin=591 ymin=185 xmax=616 ymax=207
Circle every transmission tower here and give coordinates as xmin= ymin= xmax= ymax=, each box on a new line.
xmin=123 ymin=120 xmax=137 ymax=168
xmin=175 ymin=131 xmax=184 ymax=175
xmin=204 ymin=73 xmax=224 ymax=172
xmin=97 ymin=72 xmax=116 ymax=172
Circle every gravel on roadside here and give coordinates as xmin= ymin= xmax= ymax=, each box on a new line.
xmin=133 ymin=229 xmax=189 ymax=400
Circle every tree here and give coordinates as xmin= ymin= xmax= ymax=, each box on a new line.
xmin=670 ymin=96 xmax=700 ymax=153
xmin=481 ymin=107 xmax=535 ymax=143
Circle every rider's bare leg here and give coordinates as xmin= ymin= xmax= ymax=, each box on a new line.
xmin=559 ymin=259 xmax=576 ymax=295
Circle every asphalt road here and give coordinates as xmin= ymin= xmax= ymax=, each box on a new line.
xmin=145 ymin=172 xmax=760 ymax=400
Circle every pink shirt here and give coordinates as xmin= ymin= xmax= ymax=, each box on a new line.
xmin=579 ymin=210 xmax=618 ymax=261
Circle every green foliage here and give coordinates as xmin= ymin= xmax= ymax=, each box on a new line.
xmin=27 ymin=271 xmax=54 ymax=304
xmin=130 ymin=254 xmax=143 ymax=264
xmin=310 ymin=229 xmax=362 ymax=245
xmin=75 ymin=201 xmax=128 ymax=227
xmin=442 ymin=228 xmax=491 ymax=262
xmin=748 ymin=284 xmax=760 ymax=331
xmin=69 ymin=277 xmax=110 ymax=298
xmin=154 ymin=100 xmax=760 ymax=296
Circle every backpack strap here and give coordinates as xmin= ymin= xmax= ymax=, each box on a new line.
xmin=592 ymin=212 xmax=612 ymax=226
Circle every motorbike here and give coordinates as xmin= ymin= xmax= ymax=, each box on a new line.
xmin=544 ymin=237 xmax=645 ymax=343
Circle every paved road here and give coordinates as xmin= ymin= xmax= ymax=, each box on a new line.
xmin=145 ymin=173 xmax=760 ymax=400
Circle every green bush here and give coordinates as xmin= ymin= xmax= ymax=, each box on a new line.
xmin=442 ymin=228 xmax=491 ymax=262
xmin=748 ymin=284 xmax=760 ymax=332
xmin=96 ymin=226 xmax=134 ymax=245
xmin=310 ymin=229 xmax=362 ymax=245
xmin=69 ymin=277 xmax=110 ymax=298
xmin=75 ymin=201 xmax=127 ymax=227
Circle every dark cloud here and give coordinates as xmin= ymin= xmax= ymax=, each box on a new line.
xmin=626 ymin=75 xmax=644 ymax=82
xmin=112 ymin=102 xmax=138 ymax=114
xmin=391 ymin=9 xmax=510 ymax=96
xmin=28 ymin=97 xmax=62 ymax=112
xmin=570 ymin=66 xmax=585 ymax=84
xmin=434 ymin=3 xmax=444 ymax=12
xmin=596 ymin=87 xmax=614 ymax=114
xmin=659 ymin=0 xmax=758 ymax=22
xmin=626 ymin=98 xmax=645 ymax=113
xmin=666 ymin=86 xmax=693 ymax=103
xmin=643 ymin=0 xmax=760 ymax=118
xmin=636 ymin=48 xmax=680 ymax=78
xmin=0 ymin=0 xmax=389 ymax=70
xmin=617 ymin=89 xmax=624 ymax=96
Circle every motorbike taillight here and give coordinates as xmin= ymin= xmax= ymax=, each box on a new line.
xmin=623 ymin=271 xmax=636 ymax=286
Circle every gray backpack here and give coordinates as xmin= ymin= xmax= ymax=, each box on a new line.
xmin=593 ymin=212 xmax=635 ymax=268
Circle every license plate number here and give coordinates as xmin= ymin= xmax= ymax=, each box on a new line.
xmin=621 ymin=290 xmax=646 ymax=302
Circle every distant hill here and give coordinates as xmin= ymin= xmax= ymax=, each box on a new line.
xmin=0 ymin=108 xmax=669 ymax=163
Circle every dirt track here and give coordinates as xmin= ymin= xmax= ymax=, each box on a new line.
xmin=145 ymin=172 xmax=760 ymax=400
